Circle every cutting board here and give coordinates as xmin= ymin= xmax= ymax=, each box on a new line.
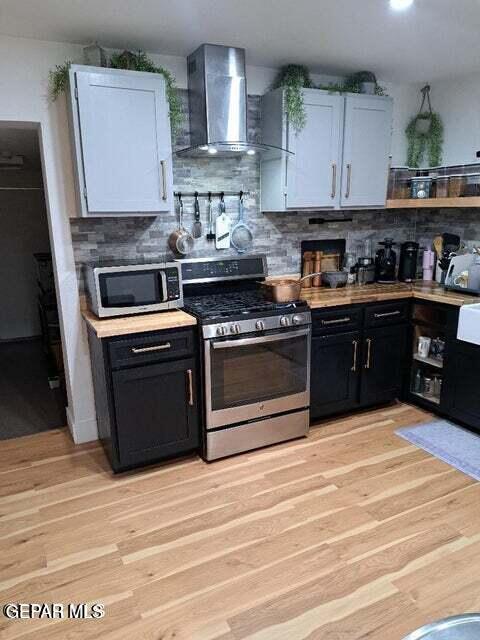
xmin=216 ymin=213 xmax=231 ymax=249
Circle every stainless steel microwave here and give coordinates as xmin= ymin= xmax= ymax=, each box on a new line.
xmin=85 ymin=262 xmax=183 ymax=318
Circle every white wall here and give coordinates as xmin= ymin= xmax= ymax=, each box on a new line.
xmin=0 ymin=169 xmax=51 ymax=339
xmin=429 ymin=74 xmax=480 ymax=166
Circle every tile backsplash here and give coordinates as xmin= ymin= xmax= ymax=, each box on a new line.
xmin=70 ymin=90 xmax=480 ymax=292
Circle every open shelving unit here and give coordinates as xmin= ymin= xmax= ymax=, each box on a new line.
xmin=410 ymin=390 xmax=440 ymax=406
xmin=387 ymin=197 xmax=480 ymax=209
xmin=407 ymin=302 xmax=448 ymax=409
xmin=412 ymin=353 xmax=443 ymax=369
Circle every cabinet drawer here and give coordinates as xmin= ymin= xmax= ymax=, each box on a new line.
xmin=312 ymin=307 xmax=362 ymax=335
xmin=365 ymin=301 xmax=409 ymax=328
xmin=108 ymin=328 xmax=195 ymax=370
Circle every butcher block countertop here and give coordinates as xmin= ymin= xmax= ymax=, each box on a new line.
xmin=300 ymin=281 xmax=479 ymax=309
xmin=82 ymin=308 xmax=197 ymax=338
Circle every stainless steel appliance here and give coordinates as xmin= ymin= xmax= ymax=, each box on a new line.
xmin=178 ymin=44 xmax=291 ymax=158
xmin=85 ymin=260 xmax=182 ymax=318
xmin=180 ymin=255 xmax=311 ymax=461
xmin=355 ymin=257 xmax=376 ymax=285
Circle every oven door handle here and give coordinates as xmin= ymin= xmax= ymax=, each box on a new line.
xmin=212 ymin=328 xmax=310 ymax=349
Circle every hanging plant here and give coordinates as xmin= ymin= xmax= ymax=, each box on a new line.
xmin=406 ymin=85 xmax=444 ymax=167
xmin=49 ymin=50 xmax=183 ymax=137
xmin=272 ymin=65 xmax=313 ymax=132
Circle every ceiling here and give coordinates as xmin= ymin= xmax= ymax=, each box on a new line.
xmin=0 ymin=0 xmax=479 ymax=82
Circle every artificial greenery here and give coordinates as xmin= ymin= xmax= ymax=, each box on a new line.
xmin=271 ymin=65 xmax=388 ymax=132
xmin=272 ymin=65 xmax=313 ymax=132
xmin=406 ymin=112 xmax=444 ymax=167
xmin=49 ymin=61 xmax=72 ymax=101
xmin=318 ymin=73 xmax=386 ymax=96
xmin=49 ymin=50 xmax=183 ymax=136
xmin=109 ymin=51 xmax=183 ymax=135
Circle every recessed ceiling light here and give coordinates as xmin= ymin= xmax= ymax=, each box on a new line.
xmin=390 ymin=0 xmax=414 ymax=10
xmin=207 ymin=147 xmax=218 ymax=154
xmin=199 ymin=145 xmax=209 ymax=151
xmin=246 ymin=149 xmax=256 ymax=156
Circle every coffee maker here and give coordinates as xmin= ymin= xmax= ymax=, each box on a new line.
xmin=399 ymin=241 xmax=419 ymax=282
xmin=375 ymin=238 xmax=397 ymax=284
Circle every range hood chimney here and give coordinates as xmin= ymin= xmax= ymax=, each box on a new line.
xmin=177 ymin=44 xmax=291 ymax=159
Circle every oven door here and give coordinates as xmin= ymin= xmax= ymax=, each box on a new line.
xmin=204 ymin=327 xmax=311 ymax=429
xmin=97 ymin=267 xmax=168 ymax=312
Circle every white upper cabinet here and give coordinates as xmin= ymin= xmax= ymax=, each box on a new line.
xmin=67 ymin=65 xmax=173 ymax=217
xmin=260 ymin=89 xmax=393 ymax=212
xmin=286 ymin=90 xmax=344 ymax=209
xmin=340 ymin=95 xmax=393 ymax=208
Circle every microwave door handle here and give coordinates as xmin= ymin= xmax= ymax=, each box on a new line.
xmin=212 ymin=328 xmax=310 ymax=349
xmin=159 ymin=271 xmax=168 ymax=302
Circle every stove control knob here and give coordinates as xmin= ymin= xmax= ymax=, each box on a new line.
xmin=216 ymin=325 xmax=227 ymax=336
xmin=256 ymin=320 xmax=266 ymax=331
xmin=280 ymin=316 xmax=290 ymax=327
xmin=230 ymin=324 xmax=241 ymax=334
xmin=292 ymin=315 xmax=303 ymax=325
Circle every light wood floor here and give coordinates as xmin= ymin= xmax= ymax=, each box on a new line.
xmin=1 ymin=403 xmax=480 ymax=639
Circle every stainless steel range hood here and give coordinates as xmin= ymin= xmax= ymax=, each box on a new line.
xmin=177 ymin=44 xmax=292 ymax=159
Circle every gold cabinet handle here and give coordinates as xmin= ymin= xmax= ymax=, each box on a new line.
xmin=345 ymin=163 xmax=352 ymax=199
xmin=321 ymin=317 xmax=351 ymax=326
xmin=364 ymin=338 xmax=372 ymax=369
xmin=351 ymin=340 xmax=358 ymax=372
xmin=331 ymin=163 xmax=337 ymax=199
xmin=186 ymin=369 xmax=194 ymax=406
xmin=374 ymin=310 xmax=401 ymax=318
xmin=160 ymin=160 xmax=167 ymax=201
xmin=131 ymin=342 xmax=171 ymax=354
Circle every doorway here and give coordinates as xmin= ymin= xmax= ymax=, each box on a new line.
xmin=0 ymin=124 xmax=66 ymax=439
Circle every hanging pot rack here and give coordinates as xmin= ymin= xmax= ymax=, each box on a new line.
xmin=174 ymin=190 xmax=250 ymax=199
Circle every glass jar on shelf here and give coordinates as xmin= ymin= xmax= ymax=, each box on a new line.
xmin=411 ymin=176 xmax=432 ymax=199
xmin=388 ymin=167 xmax=411 ymax=199
xmin=448 ymin=175 xmax=466 ymax=198
xmin=434 ymin=176 xmax=449 ymax=198
xmin=432 ymin=375 xmax=443 ymax=400
xmin=462 ymin=173 xmax=480 ymax=197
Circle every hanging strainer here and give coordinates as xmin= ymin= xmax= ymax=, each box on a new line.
xmin=230 ymin=191 xmax=253 ymax=253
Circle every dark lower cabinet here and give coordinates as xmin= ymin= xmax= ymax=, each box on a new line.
xmin=444 ymin=339 xmax=480 ymax=430
xmin=112 ymin=357 xmax=198 ymax=468
xmin=87 ymin=326 xmax=199 ymax=472
xmin=310 ymin=301 xmax=408 ymax=421
xmin=360 ymin=324 xmax=407 ymax=407
xmin=310 ymin=331 xmax=361 ymax=420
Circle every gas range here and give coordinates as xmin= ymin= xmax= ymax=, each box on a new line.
xmin=177 ymin=255 xmax=311 ymax=462
xmin=183 ymin=289 xmax=310 ymax=338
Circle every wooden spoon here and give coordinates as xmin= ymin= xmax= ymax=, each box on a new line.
xmin=433 ymin=236 xmax=443 ymax=259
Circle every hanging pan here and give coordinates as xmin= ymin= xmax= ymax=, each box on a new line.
xmin=230 ymin=191 xmax=253 ymax=253
xmin=168 ymin=193 xmax=194 ymax=256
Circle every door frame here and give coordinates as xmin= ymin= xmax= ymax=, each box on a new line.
xmin=0 ymin=119 xmax=96 ymax=443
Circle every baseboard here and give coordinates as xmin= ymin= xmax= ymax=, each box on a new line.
xmin=66 ymin=406 xmax=99 ymax=444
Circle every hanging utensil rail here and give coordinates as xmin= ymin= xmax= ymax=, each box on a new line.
xmin=174 ymin=190 xmax=250 ymax=198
